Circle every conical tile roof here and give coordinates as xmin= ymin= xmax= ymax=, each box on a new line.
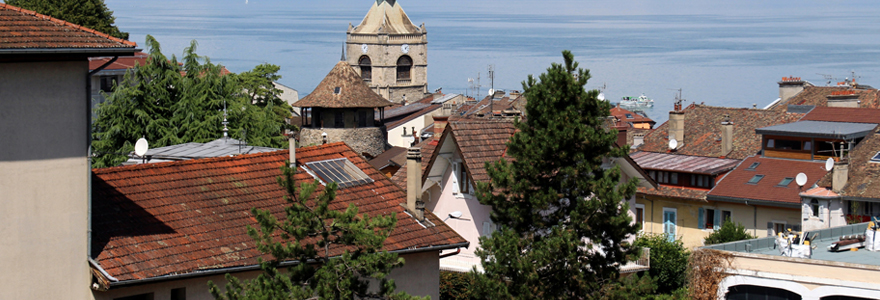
xmin=293 ymin=61 xmax=392 ymax=108
xmin=351 ymin=0 xmax=421 ymax=35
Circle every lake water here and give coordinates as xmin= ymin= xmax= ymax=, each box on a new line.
xmin=105 ymin=0 xmax=880 ymax=123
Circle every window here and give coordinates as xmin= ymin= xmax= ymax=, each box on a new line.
xmin=803 ymin=141 xmax=812 ymax=151
xmin=872 ymin=151 xmax=880 ymax=163
xmin=746 ymin=162 xmax=760 ymax=170
xmin=670 ymin=172 xmax=678 ymax=184
xmin=635 ymin=204 xmax=645 ymax=231
xmin=766 ymin=139 xmax=775 ymax=148
xmin=357 ymin=110 xmax=367 ymax=127
xmin=304 ymin=158 xmax=374 ymax=188
xmin=663 ymin=208 xmax=677 ymax=242
xmin=625 ymin=113 xmax=633 ymax=119
xmin=775 ymin=139 xmax=803 ymax=150
xmin=334 ymin=112 xmax=345 ymax=128
xmin=777 ymin=177 xmax=794 ymax=187
xmin=397 ymin=55 xmax=412 ymax=81
xmin=722 ymin=210 xmax=732 ymax=222
xmin=100 ymin=75 xmax=118 ymax=93
xmin=482 ymin=221 xmax=497 ymax=237
xmin=333 ymin=87 xmax=341 ymax=94
xmin=747 ymin=174 xmax=764 ymax=184
xmin=459 ymin=164 xmax=470 ymax=194
xmin=358 ymin=55 xmax=372 ymax=81
xmin=651 ymin=171 xmax=677 ymax=184
xmin=171 ymin=288 xmax=186 ymax=300
xmin=702 ymin=208 xmax=718 ymax=230
xmin=114 ymin=293 xmax=154 ymax=300
xmin=690 ymin=174 xmax=713 ymax=188
xmin=811 ymin=199 xmax=820 ymax=217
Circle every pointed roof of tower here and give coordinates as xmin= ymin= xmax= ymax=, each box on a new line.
xmin=351 ymin=0 xmax=421 ymax=35
xmin=293 ymin=61 xmax=392 ymax=108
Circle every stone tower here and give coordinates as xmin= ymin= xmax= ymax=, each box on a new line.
xmin=293 ymin=61 xmax=393 ymax=158
xmin=346 ymin=0 xmax=428 ymax=104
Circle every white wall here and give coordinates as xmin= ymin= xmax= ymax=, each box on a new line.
xmin=387 ymin=111 xmax=435 ymax=148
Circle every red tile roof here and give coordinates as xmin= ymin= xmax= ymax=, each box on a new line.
xmin=91 ymin=142 xmax=466 ymax=282
xmin=0 ymin=4 xmax=136 ymax=49
xmin=293 ymin=61 xmax=392 ymax=108
xmin=801 ymin=106 xmax=880 ymax=124
xmin=773 ymin=86 xmax=880 ymax=110
xmin=708 ymin=156 xmax=827 ymax=205
xmin=610 ymin=105 xmax=655 ymax=127
xmin=639 ymin=104 xmax=803 ymax=159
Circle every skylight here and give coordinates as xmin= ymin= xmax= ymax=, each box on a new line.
xmin=777 ymin=177 xmax=794 ymax=187
xmin=304 ymin=158 xmax=373 ymax=188
xmin=625 ymin=113 xmax=634 ymax=119
xmin=334 ymin=87 xmax=341 ymax=94
xmin=871 ymin=151 xmax=880 ymax=163
xmin=747 ymin=174 xmax=765 ymax=185
xmin=746 ymin=162 xmax=760 ymax=170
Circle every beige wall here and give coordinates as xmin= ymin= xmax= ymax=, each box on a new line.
xmin=346 ymin=33 xmax=429 ymax=103
xmin=387 ymin=109 xmax=438 ymax=148
xmin=0 ymin=61 xmax=93 ymax=299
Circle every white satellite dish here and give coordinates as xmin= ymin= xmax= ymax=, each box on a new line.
xmin=449 ymin=211 xmax=463 ymax=219
xmin=134 ymin=137 xmax=149 ymax=157
xmin=598 ymin=92 xmax=606 ymax=101
xmin=669 ymin=138 xmax=678 ymax=150
xmin=795 ymin=173 xmax=808 ymax=187
xmin=825 ymin=157 xmax=834 ymax=171
xmin=407 ymin=135 xmax=416 ymax=146
xmin=488 ymin=89 xmax=495 ymax=96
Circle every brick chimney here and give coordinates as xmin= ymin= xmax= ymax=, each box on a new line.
xmin=721 ymin=114 xmax=733 ymax=157
xmin=778 ymin=76 xmax=806 ymax=104
xmin=406 ymin=147 xmax=425 ymax=221
xmin=832 ymin=160 xmax=849 ymax=193
xmin=433 ymin=115 xmax=449 ymax=141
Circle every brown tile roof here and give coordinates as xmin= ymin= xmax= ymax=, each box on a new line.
xmin=369 ymin=146 xmax=407 ymax=170
xmin=293 ymin=61 xmax=392 ymax=108
xmin=390 ymin=139 xmax=436 ymax=192
xmin=639 ymin=104 xmax=804 ymax=159
xmin=773 ymin=86 xmax=880 ymax=110
xmin=630 ymin=151 xmax=739 ymax=175
xmin=441 ymin=119 xmax=516 ymax=183
xmin=456 ymin=94 xmax=522 ymax=117
xmin=637 ymin=185 xmax=708 ymax=201
xmin=0 ymin=4 xmax=136 ymax=49
xmin=610 ymin=105 xmax=655 ymax=127
xmin=708 ymin=156 xmax=827 ymax=205
xmin=801 ymin=106 xmax=880 ymax=124
xmin=91 ymin=142 xmax=466 ymax=282
xmin=817 ymin=132 xmax=880 ymax=199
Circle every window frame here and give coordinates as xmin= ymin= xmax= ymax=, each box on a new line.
xmin=396 ymin=55 xmax=413 ymax=81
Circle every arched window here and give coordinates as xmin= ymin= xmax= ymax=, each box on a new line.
xmin=812 ymin=199 xmax=820 ymax=217
xmin=397 ymin=55 xmax=412 ymax=81
xmin=358 ymin=56 xmax=371 ymax=81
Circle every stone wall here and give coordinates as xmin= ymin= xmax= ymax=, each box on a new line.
xmin=300 ymin=127 xmax=388 ymax=157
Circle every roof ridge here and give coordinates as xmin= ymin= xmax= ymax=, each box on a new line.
xmin=92 ymin=148 xmax=287 ymax=174
xmin=0 ymin=3 xmax=137 ymax=47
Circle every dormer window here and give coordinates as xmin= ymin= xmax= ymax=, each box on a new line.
xmin=334 ymin=87 xmax=341 ymax=94
xmin=746 ymin=162 xmax=760 ymax=170
xmin=871 ymin=152 xmax=880 ymax=163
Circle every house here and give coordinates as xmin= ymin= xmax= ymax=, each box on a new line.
xmin=369 ymin=146 xmax=408 ymax=177
xmin=768 ymin=76 xmax=880 ymax=111
xmin=610 ymin=104 xmax=655 ymax=130
xmin=702 ymin=222 xmax=880 ymax=299
xmin=89 ymin=142 xmax=468 ymax=300
xmin=415 ymin=117 xmax=654 ymax=272
xmin=0 ymin=4 xmax=137 ymax=299
xmin=455 ymin=90 xmax=526 ymax=119
xmin=382 ymin=93 xmax=464 ymax=148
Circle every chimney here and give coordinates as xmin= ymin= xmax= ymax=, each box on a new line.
xmin=721 ymin=114 xmax=733 ymax=157
xmin=832 ymin=161 xmax=849 ymax=193
xmin=288 ymin=136 xmax=296 ymax=168
xmin=668 ymin=110 xmax=685 ymax=146
xmin=406 ymin=147 xmax=425 ymax=221
xmin=412 ymin=128 xmax=420 ymax=145
xmin=778 ymin=76 xmax=806 ymax=104
xmin=827 ymin=91 xmax=860 ymax=108
xmin=433 ymin=115 xmax=449 ymax=141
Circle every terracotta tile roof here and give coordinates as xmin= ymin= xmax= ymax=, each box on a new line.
xmin=639 ymin=104 xmax=803 ymax=159
xmin=708 ymin=156 xmax=827 ymax=205
xmin=91 ymin=142 xmax=466 ymax=282
xmin=456 ymin=94 xmax=522 ymax=117
xmin=817 ymin=132 xmax=880 ymax=198
xmin=0 ymin=4 xmax=136 ymax=49
xmin=443 ymin=118 xmax=516 ymax=183
xmin=391 ymin=139 xmax=436 ymax=191
xmin=89 ymin=51 xmax=231 ymax=75
xmin=610 ymin=105 xmax=655 ymax=127
xmin=637 ymin=185 xmax=708 ymax=201
xmin=801 ymin=106 xmax=880 ymax=124
xmin=630 ymin=151 xmax=739 ymax=175
xmin=293 ymin=61 xmax=392 ymax=108
xmin=773 ymin=86 xmax=880 ymax=110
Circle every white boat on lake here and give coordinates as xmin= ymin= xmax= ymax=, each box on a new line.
xmin=619 ymin=94 xmax=654 ymax=107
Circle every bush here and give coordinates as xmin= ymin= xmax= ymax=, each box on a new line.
xmin=633 ymin=234 xmax=690 ymax=294
xmin=440 ymin=271 xmax=474 ymax=300
xmin=704 ymin=220 xmax=754 ymax=245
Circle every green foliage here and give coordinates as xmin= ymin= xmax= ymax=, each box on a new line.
xmin=209 ymin=162 xmax=425 ymax=300
xmin=91 ymin=35 xmax=294 ymax=168
xmin=633 ymin=234 xmax=690 ymax=294
xmin=600 ymin=273 xmax=689 ymax=300
xmin=439 ymin=271 xmax=475 ymax=300
xmin=470 ymin=51 xmax=640 ymax=299
xmin=6 ymin=0 xmax=128 ymax=39
xmin=703 ymin=220 xmax=755 ymax=245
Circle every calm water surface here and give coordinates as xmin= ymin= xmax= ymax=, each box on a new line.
xmin=104 ymin=0 xmax=880 ymax=123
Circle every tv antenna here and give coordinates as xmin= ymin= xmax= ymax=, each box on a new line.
xmin=488 ymin=64 xmax=495 ymax=116
xmin=816 ymin=73 xmax=835 ymax=86
xmin=850 ymin=70 xmax=861 ymax=87
xmin=670 ymin=88 xmax=685 ymax=111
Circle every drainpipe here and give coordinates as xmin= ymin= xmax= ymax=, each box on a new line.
xmin=87 ymin=56 xmax=119 ymax=258
xmin=438 ymin=247 xmax=462 ymax=259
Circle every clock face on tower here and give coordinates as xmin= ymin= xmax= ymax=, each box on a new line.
xmin=401 ymin=44 xmax=409 ymax=54
xmin=361 ymin=44 xmax=368 ymax=54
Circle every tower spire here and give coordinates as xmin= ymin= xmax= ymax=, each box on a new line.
xmin=340 ymin=42 xmax=346 ymax=61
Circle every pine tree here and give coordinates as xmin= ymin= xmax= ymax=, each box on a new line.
xmin=471 ymin=51 xmax=640 ymax=299
xmin=6 ymin=0 xmax=129 ymax=39
xmin=91 ymin=35 xmax=294 ymax=168
xmin=208 ymin=162 xmax=425 ymax=300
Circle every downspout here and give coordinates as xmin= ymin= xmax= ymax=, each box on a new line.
xmin=87 ymin=56 xmax=119 ymax=258
xmin=439 ymin=247 xmax=462 ymax=259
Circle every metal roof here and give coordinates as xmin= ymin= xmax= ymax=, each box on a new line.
xmin=431 ymin=93 xmax=461 ymax=104
xmin=630 ymin=151 xmax=740 ymax=175
xmin=380 ymin=103 xmax=430 ymax=119
xmin=127 ymin=138 xmax=280 ymax=164
xmin=756 ymin=121 xmax=877 ymax=140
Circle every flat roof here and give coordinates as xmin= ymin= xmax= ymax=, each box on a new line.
xmin=630 ymin=151 xmax=740 ymax=175
xmin=756 ymin=121 xmax=877 ymax=140
xmin=703 ymin=222 xmax=880 ymax=267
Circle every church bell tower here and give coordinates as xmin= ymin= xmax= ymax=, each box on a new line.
xmin=346 ymin=0 xmax=428 ymax=104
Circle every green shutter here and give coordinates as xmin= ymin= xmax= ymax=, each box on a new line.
xmin=713 ymin=209 xmax=721 ymax=230
xmin=698 ymin=208 xmax=705 ymax=229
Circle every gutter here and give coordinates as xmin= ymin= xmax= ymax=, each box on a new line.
xmin=707 ymin=194 xmax=800 ymax=209
xmin=86 ymin=56 xmax=119 ymax=258
xmin=101 ymin=241 xmax=470 ymax=288
xmin=0 ymin=48 xmax=139 ymax=55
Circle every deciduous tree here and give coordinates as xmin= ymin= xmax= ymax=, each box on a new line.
xmin=6 ymin=0 xmax=129 ymax=39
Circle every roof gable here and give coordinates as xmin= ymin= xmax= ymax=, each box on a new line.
xmin=293 ymin=61 xmax=392 ymax=108
xmin=442 ymin=119 xmax=516 ymax=183
xmin=351 ymin=0 xmax=421 ymax=35
xmin=0 ymin=4 xmax=136 ymax=50
xmin=708 ymin=156 xmax=827 ymax=205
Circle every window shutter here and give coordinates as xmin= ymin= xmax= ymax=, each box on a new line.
xmin=713 ymin=209 xmax=722 ymax=230
xmin=698 ymin=208 xmax=705 ymax=229
xmin=483 ymin=221 xmax=491 ymax=236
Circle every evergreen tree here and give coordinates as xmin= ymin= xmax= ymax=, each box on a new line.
xmin=91 ymin=35 xmax=294 ymax=168
xmin=471 ymin=51 xmax=640 ymax=299
xmin=208 ymin=163 xmax=424 ymax=300
xmin=6 ymin=0 xmax=129 ymax=39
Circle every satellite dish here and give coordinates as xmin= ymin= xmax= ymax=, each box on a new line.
xmin=795 ymin=173 xmax=808 ymax=187
xmin=598 ymin=92 xmax=606 ymax=101
xmin=825 ymin=157 xmax=834 ymax=171
xmin=669 ymin=139 xmax=678 ymax=150
xmin=449 ymin=211 xmax=463 ymax=219
xmin=488 ymin=89 xmax=495 ymax=96
xmin=134 ymin=137 xmax=149 ymax=157
xmin=407 ymin=135 xmax=416 ymax=146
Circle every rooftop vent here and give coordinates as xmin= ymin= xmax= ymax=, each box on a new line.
xmin=304 ymin=158 xmax=373 ymax=188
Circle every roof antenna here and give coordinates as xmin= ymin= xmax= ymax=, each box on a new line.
xmin=222 ymin=100 xmax=229 ymax=141
xmin=340 ymin=42 xmax=346 ymax=62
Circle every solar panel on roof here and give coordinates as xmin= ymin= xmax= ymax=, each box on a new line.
xmin=305 ymin=158 xmax=373 ymax=188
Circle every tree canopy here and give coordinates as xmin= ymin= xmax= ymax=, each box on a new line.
xmin=703 ymin=220 xmax=755 ymax=245
xmin=471 ymin=51 xmax=640 ymax=299
xmin=208 ymin=163 xmax=422 ymax=300
xmin=6 ymin=0 xmax=129 ymax=39
xmin=91 ymin=35 xmax=294 ymax=168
